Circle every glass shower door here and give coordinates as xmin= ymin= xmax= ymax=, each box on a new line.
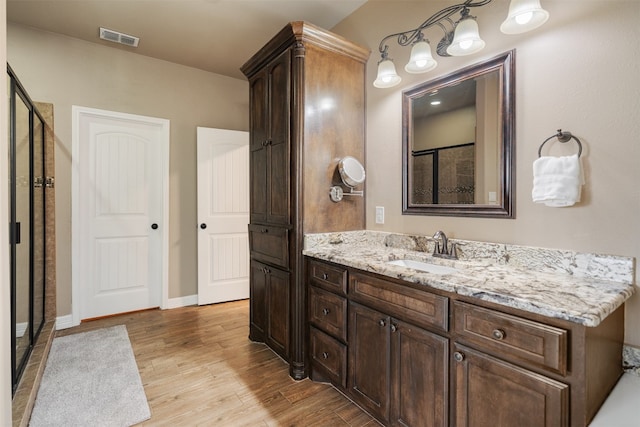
xmin=12 ymin=87 xmax=32 ymax=383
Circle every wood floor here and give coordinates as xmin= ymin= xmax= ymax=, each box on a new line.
xmin=55 ymin=300 xmax=378 ymax=426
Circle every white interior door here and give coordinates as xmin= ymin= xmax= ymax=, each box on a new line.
xmin=72 ymin=106 xmax=169 ymax=322
xmin=197 ymin=127 xmax=250 ymax=305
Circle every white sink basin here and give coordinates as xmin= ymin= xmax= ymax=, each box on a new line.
xmin=387 ymin=259 xmax=459 ymax=275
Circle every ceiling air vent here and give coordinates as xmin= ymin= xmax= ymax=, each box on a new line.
xmin=99 ymin=27 xmax=139 ymax=48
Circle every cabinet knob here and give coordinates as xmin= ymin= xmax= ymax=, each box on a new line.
xmin=262 ymin=267 xmax=270 ymax=274
xmin=453 ymin=351 xmax=465 ymax=362
xmin=151 ymin=223 xmax=158 ymax=230
xmin=492 ymin=329 xmax=506 ymax=340
xmin=378 ymin=319 xmax=386 ymax=327
xmin=322 ymin=352 xmax=329 ymax=359
xmin=261 ymin=228 xmax=268 ymax=233
xmin=200 ymin=223 xmax=207 ymax=229
xmin=322 ymin=273 xmax=329 ymax=280
xmin=390 ymin=324 xmax=397 ymax=333
xmin=322 ymin=308 xmax=330 ymax=316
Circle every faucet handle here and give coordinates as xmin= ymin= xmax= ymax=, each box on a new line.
xmin=449 ymin=242 xmax=458 ymax=259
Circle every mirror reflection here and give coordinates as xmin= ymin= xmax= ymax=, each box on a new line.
xmin=403 ymin=50 xmax=514 ymax=218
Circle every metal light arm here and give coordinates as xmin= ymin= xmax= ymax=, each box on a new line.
xmin=377 ymin=0 xmax=493 ymax=59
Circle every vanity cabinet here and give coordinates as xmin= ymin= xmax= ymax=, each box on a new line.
xmin=305 ymin=257 xmax=625 ymax=427
xmin=308 ymin=259 xmax=348 ymax=387
xmin=349 ymin=302 xmax=449 ymax=426
xmin=242 ymin=22 xmax=369 ymax=378
xmin=452 ymin=343 xmax=568 ymax=427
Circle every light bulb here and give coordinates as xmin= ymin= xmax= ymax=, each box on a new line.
xmin=459 ymin=40 xmax=473 ymax=50
xmin=447 ymin=15 xmax=485 ymax=56
xmin=515 ymin=11 xmax=533 ymax=25
xmin=500 ymin=0 xmax=549 ymax=34
xmin=374 ymin=58 xmax=401 ymax=88
xmin=405 ymin=39 xmax=437 ymax=74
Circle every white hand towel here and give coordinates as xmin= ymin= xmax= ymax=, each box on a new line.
xmin=532 ymin=154 xmax=583 ymax=207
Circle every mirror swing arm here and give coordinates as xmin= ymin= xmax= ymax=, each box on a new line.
xmin=402 ymin=49 xmax=515 ymax=218
xmin=330 ymin=156 xmax=366 ymax=203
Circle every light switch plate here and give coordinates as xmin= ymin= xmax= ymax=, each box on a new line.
xmin=375 ymin=206 xmax=384 ymax=224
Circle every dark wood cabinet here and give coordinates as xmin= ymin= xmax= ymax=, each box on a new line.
xmin=453 ymin=343 xmax=569 ymax=427
xmin=348 ymin=302 xmax=449 ymax=426
xmin=250 ymin=260 xmax=289 ymax=360
xmin=348 ymin=302 xmax=391 ymax=422
xmin=249 ymin=50 xmax=290 ymax=226
xmin=242 ymin=22 xmax=369 ymax=378
xmin=306 ymin=257 xmax=625 ymax=427
xmin=391 ymin=318 xmax=448 ymax=427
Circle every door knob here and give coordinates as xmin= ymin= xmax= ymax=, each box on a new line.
xmin=200 ymin=223 xmax=207 ymax=229
xmin=151 ymin=223 xmax=158 ymax=230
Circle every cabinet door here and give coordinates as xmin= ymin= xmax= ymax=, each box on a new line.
xmin=391 ymin=318 xmax=448 ymax=427
xmin=453 ymin=343 xmax=568 ymax=427
xmin=249 ymin=72 xmax=268 ymax=223
xmin=348 ymin=302 xmax=391 ymax=422
xmin=265 ymin=50 xmax=290 ymax=225
xmin=249 ymin=260 xmax=267 ymax=341
xmin=266 ymin=265 xmax=290 ymax=360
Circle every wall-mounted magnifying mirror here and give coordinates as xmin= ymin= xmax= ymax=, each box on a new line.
xmin=402 ymin=50 xmax=515 ymax=218
xmin=330 ymin=156 xmax=365 ymax=202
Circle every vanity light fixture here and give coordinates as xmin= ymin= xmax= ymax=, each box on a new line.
xmin=373 ymin=0 xmax=549 ymax=88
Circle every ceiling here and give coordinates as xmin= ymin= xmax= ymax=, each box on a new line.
xmin=6 ymin=0 xmax=369 ymax=80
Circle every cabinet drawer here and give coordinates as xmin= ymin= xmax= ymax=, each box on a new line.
xmin=453 ymin=301 xmax=568 ymax=375
xmin=349 ymin=271 xmax=448 ymax=332
xmin=308 ymin=259 xmax=347 ymax=295
xmin=309 ymin=286 xmax=347 ymax=342
xmin=310 ymin=326 xmax=347 ymax=388
xmin=248 ymin=224 xmax=288 ymax=268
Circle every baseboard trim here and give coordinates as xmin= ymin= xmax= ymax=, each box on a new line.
xmin=56 ymin=295 xmax=198 ymax=330
xmin=166 ymin=294 xmax=198 ymax=309
xmin=56 ymin=314 xmax=76 ymax=330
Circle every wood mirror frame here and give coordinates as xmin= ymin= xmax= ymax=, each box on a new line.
xmin=402 ymin=50 xmax=515 ymax=218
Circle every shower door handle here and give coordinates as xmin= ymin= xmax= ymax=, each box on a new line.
xmin=10 ymin=222 xmax=21 ymax=244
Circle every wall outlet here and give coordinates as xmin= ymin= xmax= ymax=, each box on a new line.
xmin=375 ymin=206 xmax=384 ymax=224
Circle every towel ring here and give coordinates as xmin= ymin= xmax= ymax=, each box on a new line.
xmin=538 ymin=129 xmax=582 ymax=158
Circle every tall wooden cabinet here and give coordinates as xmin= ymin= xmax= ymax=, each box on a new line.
xmin=241 ymin=22 xmax=369 ymax=379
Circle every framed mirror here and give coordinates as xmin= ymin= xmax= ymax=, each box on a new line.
xmin=402 ymin=50 xmax=515 ymax=218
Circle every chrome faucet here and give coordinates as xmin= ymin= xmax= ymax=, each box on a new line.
xmin=432 ymin=230 xmax=457 ymax=259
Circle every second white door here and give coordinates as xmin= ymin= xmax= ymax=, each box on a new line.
xmin=197 ymin=127 xmax=250 ymax=305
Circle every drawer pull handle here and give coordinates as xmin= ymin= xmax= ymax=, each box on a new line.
xmin=322 ymin=352 xmax=329 ymax=359
xmin=378 ymin=319 xmax=386 ymax=327
xmin=492 ymin=329 xmax=506 ymax=340
xmin=322 ymin=308 xmax=330 ymax=316
xmin=453 ymin=351 xmax=465 ymax=362
xmin=262 ymin=267 xmax=271 ymax=274
xmin=390 ymin=324 xmax=397 ymax=333
xmin=261 ymin=228 xmax=269 ymax=233
xmin=322 ymin=273 xmax=329 ymax=280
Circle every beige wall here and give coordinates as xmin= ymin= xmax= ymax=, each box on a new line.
xmin=7 ymin=23 xmax=249 ymax=316
xmin=333 ymin=0 xmax=640 ymax=346
xmin=1 ymin=0 xmax=13 ymax=423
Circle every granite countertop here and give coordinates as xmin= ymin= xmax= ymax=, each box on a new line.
xmin=303 ymin=231 xmax=636 ymax=327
